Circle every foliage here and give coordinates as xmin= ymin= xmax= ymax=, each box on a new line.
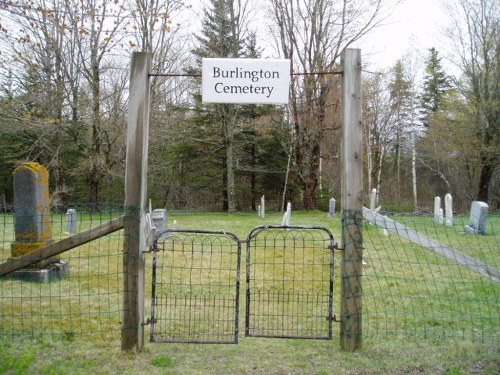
xmin=419 ymin=47 xmax=451 ymax=127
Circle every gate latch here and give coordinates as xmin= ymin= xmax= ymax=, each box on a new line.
xmin=142 ymin=317 xmax=157 ymax=326
xmin=326 ymin=315 xmax=342 ymax=323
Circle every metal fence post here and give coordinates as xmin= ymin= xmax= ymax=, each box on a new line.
xmin=340 ymin=48 xmax=363 ymax=351
xmin=122 ymin=52 xmax=151 ymax=352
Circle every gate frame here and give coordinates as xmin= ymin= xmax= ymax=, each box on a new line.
xmin=122 ymin=48 xmax=363 ymax=351
xmin=245 ymin=225 xmax=336 ymax=340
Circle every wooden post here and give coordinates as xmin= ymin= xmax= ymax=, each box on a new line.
xmin=122 ymin=52 xmax=151 ymax=352
xmin=340 ymin=48 xmax=363 ymax=350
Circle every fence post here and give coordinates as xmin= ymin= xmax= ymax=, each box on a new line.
xmin=122 ymin=52 xmax=151 ymax=352
xmin=340 ymin=48 xmax=363 ymax=350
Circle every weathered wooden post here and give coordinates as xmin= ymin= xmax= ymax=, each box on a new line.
xmin=340 ymin=48 xmax=363 ymax=350
xmin=122 ymin=52 xmax=151 ymax=352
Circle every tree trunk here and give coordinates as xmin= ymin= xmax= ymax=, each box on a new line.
xmin=300 ymin=143 xmax=320 ymax=209
xmin=88 ymin=61 xmax=101 ymax=211
xmin=224 ymin=105 xmax=237 ymax=213
xmin=477 ymin=155 xmax=493 ymax=203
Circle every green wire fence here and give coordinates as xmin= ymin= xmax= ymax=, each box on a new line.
xmin=0 ymin=207 xmax=498 ymax=344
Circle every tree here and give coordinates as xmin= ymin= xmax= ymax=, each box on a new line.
xmin=269 ymin=0 xmax=393 ymax=209
xmin=192 ymin=0 xmax=251 ymax=212
xmin=445 ymin=0 xmax=499 ymax=205
xmin=387 ymin=59 xmax=415 ymax=202
xmin=419 ymin=48 xmax=451 ymax=128
xmin=363 ymin=71 xmax=395 ymax=198
xmin=0 ymin=0 xmax=131 ymax=208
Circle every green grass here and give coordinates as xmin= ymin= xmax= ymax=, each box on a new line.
xmin=0 ymin=335 xmax=498 ymax=374
xmin=1 ymin=210 xmax=499 ymax=374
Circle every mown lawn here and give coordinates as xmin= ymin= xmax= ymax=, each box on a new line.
xmin=1 ymin=210 xmax=499 ymax=374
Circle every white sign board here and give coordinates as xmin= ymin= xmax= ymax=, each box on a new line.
xmin=202 ymin=58 xmax=290 ymax=104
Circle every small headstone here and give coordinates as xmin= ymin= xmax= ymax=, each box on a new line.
xmin=370 ymin=188 xmax=377 ymax=211
xmin=464 ymin=201 xmax=488 ymax=235
xmin=328 ymin=198 xmax=336 ymax=217
xmin=445 ymin=193 xmax=453 ymax=226
xmin=281 ymin=202 xmax=292 ymax=226
xmin=434 ymin=196 xmax=442 ymax=224
xmin=152 ymin=209 xmax=167 ymax=233
xmin=260 ymin=195 xmax=265 ymax=218
xmin=66 ymin=209 xmax=77 ymax=234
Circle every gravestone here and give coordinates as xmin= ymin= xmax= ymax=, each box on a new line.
xmin=152 ymin=209 xmax=167 ymax=233
xmin=260 ymin=195 xmax=265 ymax=218
xmin=445 ymin=194 xmax=453 ymax=226
xmin=66 ymin=209 xmax=78 ymax=234
xmin=464 ymin=201 xmax=488 ymax=235
xmin=281 ymin=202 xmax=291 ymax=226
xmin=10 ymin=162 xmax=69 ymax=281
xmin=370 ymin=188 xmax=377 ymax=211
xmin=434 ymin=196 xmax=443 ymax=224
xmin=328 ymin=198 xmax=336 ymax=217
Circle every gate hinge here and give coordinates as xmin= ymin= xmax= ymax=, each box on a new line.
xmin=326 ymin=315 xmax=342 ymax=323
xmin=143 ymin=245 xmax=159 ymax=254
xmin=142 ymin=317 xmax=157 ymax=326
xmin=333 ymin=243 xmax=344 ymax=251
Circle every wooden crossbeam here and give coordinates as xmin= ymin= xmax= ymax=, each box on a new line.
xmin=0 ymin=216 xmax=124 ymax=277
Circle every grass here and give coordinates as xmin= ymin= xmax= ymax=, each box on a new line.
xmin=1 ymin=210 xmax=499 ymax=374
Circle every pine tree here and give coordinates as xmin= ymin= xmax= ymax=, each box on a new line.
xmin=419 ymin=48 xmax=450 ymax=127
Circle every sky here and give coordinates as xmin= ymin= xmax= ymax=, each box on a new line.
xmin=355 ymin=0 xmax=451 ymax=71
xmin=186 ymin=0 xmax=454 ymax=75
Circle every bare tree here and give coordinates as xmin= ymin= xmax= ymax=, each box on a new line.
xmin=269 ymin=0 xmax=393 ymax=208
xmin=445 ymin=0 xmax=499 ymax=205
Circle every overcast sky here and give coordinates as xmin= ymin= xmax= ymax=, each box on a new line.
xmin=355 ymin=0 xmax=451 ymax=71
xmin=185 ymin=0 xmax=454 ymax=74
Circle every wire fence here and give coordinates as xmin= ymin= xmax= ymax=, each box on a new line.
xmin=0 ymin=207 xmax=498 ymax=345
xmin=0 ymin=204 xmax=126 ymax=340
xmin=361 ymin=211 xmax=499 ymax=342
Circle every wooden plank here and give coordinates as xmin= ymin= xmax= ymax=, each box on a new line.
xmin=363 ymin=208 xmax=500 ymax=283
xmin=0 ymin=217 xmax=124 ymax=277
xmin=340 ymin=48 xmax=363 ymax=351
xmin=122 ymin=52 xmax=151 ymax=352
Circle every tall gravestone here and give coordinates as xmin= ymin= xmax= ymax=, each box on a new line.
xmin=445 ymin=193 xmax=453 ymax=226
xmin=328 ymin=197 xmax=336 ymax=217
xmin=11 ymin=163 xmax=53 ymax=266
xmin=370 ymin=188 xmax=377 ymax=211
xmin=434 ymin=196 xmax=443 ymax=224
xmin=10 ymin=162 xmax=69 ymax=281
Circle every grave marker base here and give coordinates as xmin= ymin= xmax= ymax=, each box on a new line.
xmin=3 ymin=260 xmax=70 ymax=282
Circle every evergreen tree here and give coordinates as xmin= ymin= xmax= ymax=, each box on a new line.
xmin=388 ymin=60 xmax=415 ymax=201
xmin=419 ymin=48 xmax=450 ymax=127
xmin=191 ymin=0 xmax=247 ymax=212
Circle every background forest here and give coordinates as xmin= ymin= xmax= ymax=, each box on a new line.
xmin=0 ymin=0 xmax=498 ymax=213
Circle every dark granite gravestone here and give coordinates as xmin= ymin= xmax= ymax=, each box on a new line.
xmin=9 ymin=162 xmax=69 ymax=281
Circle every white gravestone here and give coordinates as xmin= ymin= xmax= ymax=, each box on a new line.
xmin=328 ymin=198 xmax=336 ymax=217
xmin=152 ymin=209 xmax=167 ymax=234
xmin=434 ymin=196 xmax=443 ymax=224
xmin=370 ymin=188 xmax=378 ymax=211
xmin=445 ymin=193 xmax=453 ymax=226
xmin=66 ymin=209 xmax=77 ymax=234
xmin=281 ymin=202 xmax=292 ymax=226
xmin=260 ymin=195 xmax=265 ymax=218
xmin=464 ymin=201 xmax=488 ymax=235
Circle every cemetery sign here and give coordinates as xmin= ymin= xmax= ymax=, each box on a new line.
xmin=202 ymin=58 xmax=290 ymax=104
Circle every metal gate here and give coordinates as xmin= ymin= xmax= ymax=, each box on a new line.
xmin=150 ymin=229 xmax=242 ymax=343
xmin=149 ymin=226 xmax=335 ymax=343
xmin=245 ymin=226 xmax=335 ymax=339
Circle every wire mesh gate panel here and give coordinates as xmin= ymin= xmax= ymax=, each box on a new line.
xmin=245 ymin=226 xmax=335 ymax=339
xmin=150 ymin=229 xmax=241 ymax=343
